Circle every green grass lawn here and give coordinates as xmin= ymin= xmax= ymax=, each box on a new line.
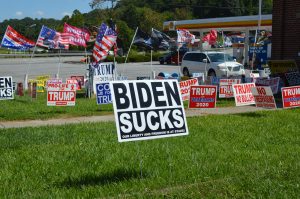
xmin=0 ymin=92 xmax=236 ymax=121
xmin=0 ymin=91 xmax=113 ymax=121
xmin=0 ymin=108 xmax=299 ymax=198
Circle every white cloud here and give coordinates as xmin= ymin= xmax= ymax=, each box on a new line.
xmin=16 ymin=11 xmax=23 ymax=17
xmin=62 ymin=12 xmax=71 ymax=17
xmin=35 ymin=11 xmax=44 ymax=16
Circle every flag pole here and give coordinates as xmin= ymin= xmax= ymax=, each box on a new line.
xmin=125 ymin=27 xmax=138 ymax=64
xmin=0 ymin=26 xmax=8 ymax=47
xmin=25 ymin=25 xmax=43 ymax=90
xmin=57 ymin=49 xmax=61 ymax=78
xmin=151 ymin=28 xmax=153 ymax=79
xmin=251 ymin=0 xmax=262 ymax=72
xmin=221 ymin=30 xmax=227 ymax=77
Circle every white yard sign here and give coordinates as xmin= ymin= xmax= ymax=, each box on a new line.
xmin=110 ymin=79 xmax=189 ymax=142
xmin=0 ymin=76 xmax=14 ymax=100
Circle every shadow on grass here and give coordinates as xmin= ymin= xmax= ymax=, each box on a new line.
xmin=233 ymin=112 xmax=267 ymax=118
xmin=59 ymin=168 xmax=145 ymax=188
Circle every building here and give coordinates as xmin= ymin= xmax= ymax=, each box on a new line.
xmin=272 ymin=0 xmax=300 ymax=67
xmin=163 ymin=15 xmax=272 ymax=67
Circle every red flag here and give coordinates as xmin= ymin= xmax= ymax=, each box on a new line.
xmin=63 ymin=23 xmax=90 ymax=47
xmin=202 ymin=30 xmax=218 ymax=45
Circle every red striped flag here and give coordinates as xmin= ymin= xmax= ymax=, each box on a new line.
xmin=92 ymin=23 xmax=117 ymax=62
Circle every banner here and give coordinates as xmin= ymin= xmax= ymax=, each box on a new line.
xmin=189 ymin=85 xmax=217 ymax=109
xmin=218 ymin=79 xmax=241 ymax=98
xmin=47 ymin=83 xmax=76 ymax=106
xmin=0 ymin=76 xmax=14 ymax=100
xmin=96 ymin=82 xmax=112 ymax=104
xmin=179 ymin=78 xmax=198 ymax=101
xmin=251 ymin=86 xmax=277 ymax=109
xmin=232 ymin=83 xmax=256 ymax=106
xmin=110 ymin=80 xmax=188 ymax=142
xmin=281 ymin=86 xmax=300 ymax=108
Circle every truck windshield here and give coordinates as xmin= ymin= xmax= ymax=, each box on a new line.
xmin=208 ymin=53 xmax=234 ymax=62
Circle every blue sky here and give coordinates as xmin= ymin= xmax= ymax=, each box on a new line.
xmin=0 ymin=0 xmax=94 ymax=22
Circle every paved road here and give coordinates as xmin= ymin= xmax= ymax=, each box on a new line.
xmin=0 ymin=56 xmax=181 ymax=82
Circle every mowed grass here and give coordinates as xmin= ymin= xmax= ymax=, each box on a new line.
xmin=0 ymin=109 xmax=299 ymax=198
xmin=0 ymin=92 xmax=113 ymax=121
xmin=0 ymin=92 xmax=235 ymax=121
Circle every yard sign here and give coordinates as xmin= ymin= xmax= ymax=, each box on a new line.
xmin=110 ymin=79 xmax=189 ymax=142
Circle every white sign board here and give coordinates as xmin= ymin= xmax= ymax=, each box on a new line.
xmin=0 ymin=76 xmax=14 ymax=100
xmin=110 ymin=80 xmax=189 ymax=142
xmin=251 ymin=86 xmax=277 ymax=109
xmin=232 ymin=83 xmax=256 ymax=106
xmin=179 ymin=78 xmax=198 ymax=101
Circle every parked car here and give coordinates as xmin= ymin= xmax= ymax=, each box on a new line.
xmin=159 ymin=48 xmax=188 ymax=65
xmin=181 ymin=51 xmax=244 ymax=78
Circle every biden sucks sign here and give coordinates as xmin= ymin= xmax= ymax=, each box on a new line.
xmin=110 ymin=79 xmax=189 ymax=142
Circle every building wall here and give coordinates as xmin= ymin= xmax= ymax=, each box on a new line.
xmin=272 ymin=0 xmax=300 ymax=66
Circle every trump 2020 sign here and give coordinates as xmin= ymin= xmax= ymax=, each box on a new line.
xmin=110 ymin=79 xmax=189 ymax=142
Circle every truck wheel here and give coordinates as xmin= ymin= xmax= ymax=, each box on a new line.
xmin=208 ymin=70 xmax=216 ymax=77
xmin=183 ymin=68 xmax=190 ymax=77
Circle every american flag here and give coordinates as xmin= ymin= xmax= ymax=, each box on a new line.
xmin=92 ymin=23 xmax=117 ymax=62
xmin=177 ymin=29 xmax=195 ymax=44
xmin=37 ymin=25 xmax=70 ymax=49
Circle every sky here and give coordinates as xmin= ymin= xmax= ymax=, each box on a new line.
xmin=0 ymin=0 xmax=94 ymax=22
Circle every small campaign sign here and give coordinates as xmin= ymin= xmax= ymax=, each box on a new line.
xmin=232 ymin=83 xmax=256 ymax=106
xmin=189 ymin=85 xmax=217 ymax=109
xmin=47 ymin=83 xmax=76 ymax=106
xmin=281 ymin=86 xmax=300 ymax=108
xmin=251 ymin=86 xmax=277 ymax=109
xmin=66 ymin=78 xmax=80 ymax=90
xmin=255 ymin=77 xmax=280 ymax=94
xmin=47 ymin=78 xmax=62 ymax=86
xmin=179 ymin=78 xmax=198 ymax=101
xmin=96 ymin=82 xmax=112 ymax=104
xmin=92 ymin=62 xmax=115 ymax=76
xmin=70 ymin=75 xmax=85 ymax=88
xmin=110 ymin=79 xmax=189 ymax=142
xmin=219 ymin=79 xmax=241 ymax=98
xmin=192 ymin=73 xmax=204 ymax=84
xmin=0 ymin=76 xmax=14 ymax=100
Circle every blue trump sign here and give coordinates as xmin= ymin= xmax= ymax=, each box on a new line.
xmin=96 ymin=82 xmax=112 ymax=104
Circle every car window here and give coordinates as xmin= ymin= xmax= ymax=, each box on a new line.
xmin=207 ymin=53 xmax=234 ymax=62
xmin=183 ymin=53 xmax=192 ymax=61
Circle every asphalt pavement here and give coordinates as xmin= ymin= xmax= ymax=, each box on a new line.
xmin=0 ymin=56 xmax=181 ymax=83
